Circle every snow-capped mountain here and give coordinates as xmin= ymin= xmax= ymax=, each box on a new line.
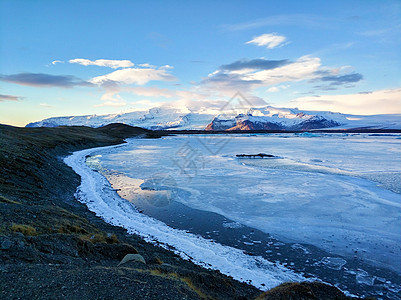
xmin=205 ymin=107 xmax=344 ymax=131
xmin=26 ymin=106 xmax=401 ymax=130
xmin=27 ymin=107 xmax=213 ymax=130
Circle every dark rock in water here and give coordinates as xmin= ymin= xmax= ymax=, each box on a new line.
xmin=236 ymin=153 xmax=276 ymax=158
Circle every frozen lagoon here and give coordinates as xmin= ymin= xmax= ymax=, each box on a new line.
xmin=68 ymin=133 xmax=401 ymax=299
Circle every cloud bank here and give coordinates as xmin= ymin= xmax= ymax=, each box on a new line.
xmin=288 ymin=88 xmax=401 ymax=115
xmin=202 ymin=55 xmax=364 ymax=101
xmin=320 ymin=73 xmax=363 ymax=85
xmin=67 ymin=59 xmax=178 ymax=107
xmin=204 ymin=56 xmax=322 ymax=95
xmin=0 ymin=73 xmax=92 ymax=88
xmin=220 ymin=59 xmax=290 ymax=71
xmin=90 ymin=65 xmax=176 ymax=86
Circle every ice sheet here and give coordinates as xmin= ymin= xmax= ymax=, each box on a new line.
xmin=95 ymin=134 xmax=401 ymax=272
xmin=64 ymin=145 xmax=307 ymax=291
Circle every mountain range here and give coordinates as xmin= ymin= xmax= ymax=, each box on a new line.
xmin=26 ymin=106 xmax=401 ymax=131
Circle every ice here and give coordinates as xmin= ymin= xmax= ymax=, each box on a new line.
xmin=291 ymin=244 xmax=311 ymax=255
xmin=315 ymin=257 xmax=347 ymax=270
xmin=94 ymin=134 xmax=401 ymax=273
xmin=64 ymin=145 xmax=307 ymax=291
xmin=222 ymin=222 xmax=244 ymax=229
xmin=356 ymin=269 xmax=376 ymax=286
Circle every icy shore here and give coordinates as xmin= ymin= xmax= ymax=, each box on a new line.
xmin=64 ymin=143 xmax=308 ymax=291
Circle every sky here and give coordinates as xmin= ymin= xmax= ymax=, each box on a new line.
xmin=0 ymin=0 xmax=400 ymax=126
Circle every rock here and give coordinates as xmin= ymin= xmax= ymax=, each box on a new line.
xmin=1 ymin=238 xmax=12 ymax=250
xmin=118 ymin=253 xmax=146 ymax=266
xmin=94 ymin=243 xmax=138 ymax=259
xmin=236 ymin=153 xmax=276 ymax=158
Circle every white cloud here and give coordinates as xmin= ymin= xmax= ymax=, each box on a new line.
xmin=175 ymin=90 xmax=208 ymax=101
xmin=100 ymin=90 xmax=123 ymax=102
xmin=267 ymin=85 xmax=291 ymax=93
xmin=246 ymin=33 xmax=287 ymax=49
xmin=81 ymin=61 xmax=177 ymax=107
xmin=287 ymin=88 xmax=401 ymax=115
xmin=161 ymin=64 xmax=174 ymax=69
xmin=124 ymin=87 xmax=209 ymax=105
xmin=39 ymin=103 xmax=53 ymax=108
xmin=245 ymin=56 xmax=321 ymax=84
xmin=51 ymin=60 xmax=64 ymax=65
xmin=267 ymin=86 xmax=279 ymax=92
xmin=90 ymin=66 xmax=176 ymax=86
xmin=205 ymin=55 xmax=322 ymax=94
xmin=94 ymin=100 xmax=127 ymax=107
xmin=69 ymin=58 xmax=134 ymax=69
xmin=94 ymin=89 xmax=127 ymax=108
xmin=137 ymin=63 xmax=156 ymax=68
xmin=130 ymin=99 xmax=166 ymax=110
xmin=126 ymin=86 xmax=175 ymax=98
xmin=201 ymin=54 xmax=364 ymax=109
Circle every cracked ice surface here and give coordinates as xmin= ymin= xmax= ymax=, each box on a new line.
xmin=95 ymin=133 xmax=401 ymax=273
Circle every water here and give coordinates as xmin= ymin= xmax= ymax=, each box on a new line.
xmin=85 ymin=133 xmax=401 ymax=299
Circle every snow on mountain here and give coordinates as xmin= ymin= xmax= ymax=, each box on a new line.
xmin=27 ymin=107 xmax=214 ymax=130
xmin=206 ymin=107 xmax=344 ymax=130
xmin=26 ymin=105 xmax=401 ymax=130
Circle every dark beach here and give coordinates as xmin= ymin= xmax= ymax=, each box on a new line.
xmin=0 ymin=123 xmax=359 ymax=299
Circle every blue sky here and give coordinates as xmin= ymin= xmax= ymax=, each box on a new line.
xmin=1 ymin=0 xmax=400 ymax=126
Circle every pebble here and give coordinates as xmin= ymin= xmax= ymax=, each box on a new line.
xmin=1 ymin=239 xmax=12 ymax=250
